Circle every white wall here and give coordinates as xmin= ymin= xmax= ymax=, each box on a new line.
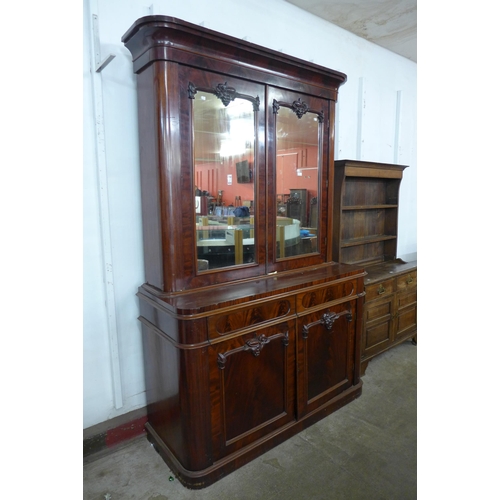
xmin=83 ymin=0 xmax=417 ymax=429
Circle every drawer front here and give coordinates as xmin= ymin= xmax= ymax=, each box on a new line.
xmin=208 ymin=298 xmax=294 ymax=339
xmin=398 ymin=289 xmax=417 ymax=309
xmin=365 ymin=297 xmax=393 ymax=325
xmin=296 ymin=279 xmax=358 ymax=313
xmin=365 ymin=278 xmax=395 ymax=302
xmin=396 ymin=270 xmax=417 ymax=292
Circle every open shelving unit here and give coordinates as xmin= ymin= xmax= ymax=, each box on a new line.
xmin=332 ymin=159 xmax=417 ymax=374
xmin=333 ymin=163 xmax=404 ymax=266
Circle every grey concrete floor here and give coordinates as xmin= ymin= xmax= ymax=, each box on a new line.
xmin=83 ymin=341 xmax=417 ymax=500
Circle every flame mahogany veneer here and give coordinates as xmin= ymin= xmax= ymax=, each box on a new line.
xmin=123 ymin=16 xmax=366 ymax=489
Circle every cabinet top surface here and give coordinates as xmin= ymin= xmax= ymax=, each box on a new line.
xmin=140 ymin=263 xmax=365 ymax=316
xmin=364 ymin=259 xmax=417 ymax=284
xmin=335 ymin=159 xmax=409 ymax=171
xmin=122 ymin=15 xmax=347 ymax=86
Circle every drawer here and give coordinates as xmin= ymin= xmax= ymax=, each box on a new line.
xmin=397 ymin=289 xmax=417 ymax=309
xmin=208 ymin=298 xmax=294 ymax=339
xmin=296 ymin=279 xmax=358 ymax=313
xmin=365 ymin=278 xmax=395 ymax=302
xmin=397 ymin=271 xmax=417 ymax=292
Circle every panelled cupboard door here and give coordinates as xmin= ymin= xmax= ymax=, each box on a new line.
xmin=363 ymin=295 xmax=394 ymax=359
xmin=296 ymin=300 xmax=357 ymax=418
xmin=208 ymin=320 xmax=296 ymax=460
xmin=394 ymin=289 xmax=417 ymax=340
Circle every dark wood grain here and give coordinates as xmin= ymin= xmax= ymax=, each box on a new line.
xmin=333 ymin=160 xmax=407 ymax=266
xmin=123 ymin=16 xmax=367 ymax=489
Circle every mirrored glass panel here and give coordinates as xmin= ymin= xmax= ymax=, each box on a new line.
xmin=275 ymin=103 xmax=321 ymax=259
xmin=193 ymin=89 xmax=256 ymax=272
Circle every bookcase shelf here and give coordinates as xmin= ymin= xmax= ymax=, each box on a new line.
xmin=342 ymin=204 xmax=398 ymax=210
xmin=341 ymin=234 xmax=397 ymax=248
xmin=332 ymin=159 xmax=417 ymax=373
xmin=333 ymin=160 xmax=406 ymax=266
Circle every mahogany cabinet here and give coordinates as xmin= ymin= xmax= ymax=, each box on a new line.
xmin=122 ymin=16 xmax=366 ymax=488
xmin=332 ymin=159 xmax=417 ymax=373
xmin=137 ymin=266 xmax=364 ymax=487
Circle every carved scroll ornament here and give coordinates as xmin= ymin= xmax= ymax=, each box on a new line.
xmin=217 ymin=330 xmax=289 ymax=369
xmin=302 ymin=310 xmax=352 ymax=339
xmin=273 ymin=98 xmax=324 ymax=123
xmin=188 ymin=81 xmax=260 ymax=111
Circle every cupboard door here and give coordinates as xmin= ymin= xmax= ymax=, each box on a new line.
xmin=394 ymin=289 xmax=417 ymax=340
xmin=297 ymin=301 xmax=356 ymax=418
xmin=209 ymin=320 xmax=296 ymax=460
xmin=363 ymin=295 xmax=395 ymax=359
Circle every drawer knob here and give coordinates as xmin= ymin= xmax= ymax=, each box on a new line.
xmin=378 ymin=285 xmax=386 ymax=295
xmin=406 ymin=276 xmax=414 ymax=284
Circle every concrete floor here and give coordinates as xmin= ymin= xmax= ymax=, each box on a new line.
xmin=83 ymin=341 xmax=417 ymax=500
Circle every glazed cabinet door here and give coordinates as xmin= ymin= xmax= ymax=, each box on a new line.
xmin=266 ymin=87 xmax=332 ymax=273
xmin=208 ymin=320 xmax=296 ymax=460
xmin=296 ymin=300 xmax=357 ymax=418
xmin=175 ymin=65 xmax=267 ymax=290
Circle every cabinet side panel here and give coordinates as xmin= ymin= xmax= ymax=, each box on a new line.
xmin=138 ymin=60 xmax=194 ymax=292
xmin=137 ymin=65 xmax=163 ymax=288
xmin=139 ymin=297 xmax=213 ymax=471
xmin=178 ymin=343 xmax=214 ymax=470
xmin=141 ymin=322 xmax=186 ymax=464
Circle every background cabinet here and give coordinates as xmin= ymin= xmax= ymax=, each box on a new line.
xmin=333 ymin=160 xmax=417 ymax=372
xmin=363 ymin=261 xmax=417 ymax=373
xmin=287 ymin=188 xmax=308 ymax=226
xmin=123 ymin=16 xmax=365 ymax=489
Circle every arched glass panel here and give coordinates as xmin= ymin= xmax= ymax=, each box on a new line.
xmin=274 ymin=100 xmax=321 ymax=259
xmin=192 ymin=85 xmax=257 ymax=271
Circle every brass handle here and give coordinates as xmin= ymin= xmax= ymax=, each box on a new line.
xmin=406 ymin=276 xmax=414 ymax=285
xmin=378 ymin=285 xmax=386 ymax=295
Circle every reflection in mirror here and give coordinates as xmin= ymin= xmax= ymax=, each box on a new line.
xmin=193 ymin=90 xmax=256 ymax=271
xmin=275 ymin=103 xmax=321 ymax=259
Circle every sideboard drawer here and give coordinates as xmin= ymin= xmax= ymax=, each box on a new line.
xmin=365 ymin=278 xmax=394 ymax=302
xmin=208 ymin=298 xmax=294 ymax=339
xmin=396 ymin=271 xmax=417 ymax=292
xmin=296 ymin=279 xmax=358 ymax=313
